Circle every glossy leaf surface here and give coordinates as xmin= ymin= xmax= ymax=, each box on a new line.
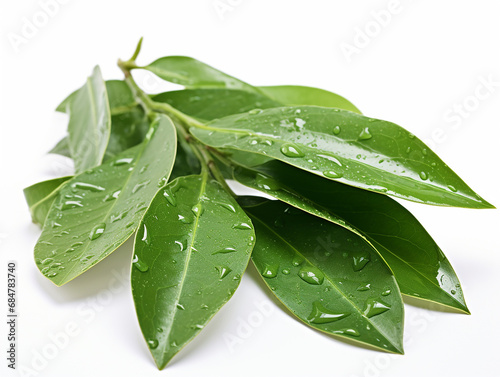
xmin=258 ymin=85 xmax=361 ymax=114
xmin=56 ymin=80 xmax=136 ymax=113
xmin=152 ymin=88 xmax=281 ymax=121
xmin=66 ymin=66 xmax=111 ymax=173
xmin=235 ymin=161 xmax=469 ymax=312
xmin=24 ymin=176 xmax=73 ymax=226
xmin=34 ymin=115 xmax=176 ymax=286
xmin=132 ymin=174 xmax=255 ymax=369
xmin=143 ymin=56 xmax=255 ymax=92
xmin=191 ymin=106 xmax=492 ymax=208
xmin=242 ymin=199 xmax=404 ymax=353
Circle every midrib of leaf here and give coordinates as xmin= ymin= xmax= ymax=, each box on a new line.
xmin=159 ymin=173 xmax=208 ymax=359
xmin=248 ymin=213 xmax=401 ymax=349
xmin=198 ymin=123 xmax=462 ymax=200
xmin=84 ymin=76 xmax=103 ymax=162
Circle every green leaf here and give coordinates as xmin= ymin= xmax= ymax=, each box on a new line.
xmin=48 ymin=137 xmax=72 ymax=158
xmin=234 ymin=160 xmax=469 ymax=312
xmin=56 ymin=80 xmax=137 ymax=113
xmin=24 ymin=176 xmax=73 ymax=225
xmin=152 ymin=88 xmax=281 ymax=121
xmin=241 ymin=198 xmax=404 ymax=354
xmin=66 ymin=66 xmax=111 ymax=173
xmin=132 ymin=174 xmax=255 ymax=369
xmin=57 ymin=79 xmax=149 ymax=162
xmin=191 ymin=106 xmax=492 ymax=208
xmin=34 ymin=115 xmax=177 ymax=286
xmin=143 ymin=56 xmax=256 ymax=92
xmin=103 ymin=105 xmax=150 ymax=161
xmin=258 ymin=85 xmax=361 ymax=114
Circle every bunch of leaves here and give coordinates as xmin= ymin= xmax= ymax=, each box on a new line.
xmin=24 ymin=39 xmax=494 ymax=369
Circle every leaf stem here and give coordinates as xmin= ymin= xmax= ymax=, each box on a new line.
xmin=119 ymin=62 xmax=236 ymax=196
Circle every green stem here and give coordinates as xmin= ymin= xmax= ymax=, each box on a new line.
xmin=119 ymin=63 xmax=235 ymax=195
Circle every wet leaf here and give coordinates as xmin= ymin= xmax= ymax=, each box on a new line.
xmin=152 ymin=88 xmax=281 ymax=121
xmin=242 ymin=198 xmax=404 ymax=353
xmin=34 ymin=115 xmax=176 ymax=286
xmin=235 ymin=161 xmax=469 ymax=312
xmin=191 ymin=106 xmax=492 ymax=208
xmin=258 ymin=85 xmax=361 ymax=114
xmin=24 ymin=176 xmax=73 ymax=226
xmin=143 ymin=56 xmax=255 ymax=92
xmin=132 ymin=174 xmax=254 ymax=369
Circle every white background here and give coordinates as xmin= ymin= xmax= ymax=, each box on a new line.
xmin=1 ymin=1 xmax=499 ymax=376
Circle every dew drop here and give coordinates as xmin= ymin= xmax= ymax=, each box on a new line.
xmin=216 ymin=202 xmax=236 ymax=213
xmin=113 ymin=158 xmax=133 ymax=166
xmin=451 ymin=289 xmax=456 ymax=295
xmin=147 ymin=339 xmax=159 ymax=349
xmin=307 ymin=301 xmax=350 ymax=324
xmin=280 ymin=143 xmax=305 ymax=158
xmin=447 ymin=185 xmax=457 ymax=192
xmin=419 ymin=171 xmax=428 ymax=180
xmin=216 ymin=266 xmax=232 ymax=279
xmin=89 ymin=223 xmax=106 ymax=240
xmin=334 ymin=328 xmax=360 ymax=337
xmin=282 ymin=269 xmax=290 ymax=275
xmin=357 ymin=283 xmax=371 ymax=291
xmin=298 ymin=266 xmax=324 ymax=285
xmin=41 ymin=258 xmax=54 ymax=265
xmin=176 ymin=303 xmax=185 ymax=310
xmin=132 ymin=180 xmax=150 ymax=194
xmin=358 ymin=127 xmax=372 ymax=140
xmin=232 ymin=222 xmax=252 ymax=230
xmin=212 ymin=247 xmax=236 ymax=255
xmin=255 ymin=174 xmax=281 ymax=191
xmin=61 ymin=200 xmax=83 ymax=210
xmin=261 ymin=263 xmax=279 ymax=278
xmin=178 ymin=214 xmax=194 ymax=224
xmin=46 ymin=272 xmax=58 ymax=278
xmin=163 ymin=190 xmax=177 ymax=206
xmin=292 ymin=254 xmax=305 ymax=266
xmin=173 ymin=240 xmax=186 ymax=252
xmin=132 ymin=254 xmax=149 ymax=272
xmin=381 ymin=289 xmax=392 ymax=296
xmin=333 ymin=125 xmax=341 ymax=135
xmin=352 ymin=251 xmax=371 ymax=271
xmin=364 ymin=298 xmax=391 ymax=318
xmin=249 ymin=109 xmax=263 ymax=115
xmin=323 ymin=170 xmax=344 ymax=179
xmin=71 ymin=182 xmax=105 ymax=192
xmin=191 ymin=203 xmax=203 ymax=217
xmin=110 ymin=209 xmax=130 ymax=223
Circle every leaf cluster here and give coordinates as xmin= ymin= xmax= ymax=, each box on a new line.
xmin=24 ymin=39 xmax=494 ymax=369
